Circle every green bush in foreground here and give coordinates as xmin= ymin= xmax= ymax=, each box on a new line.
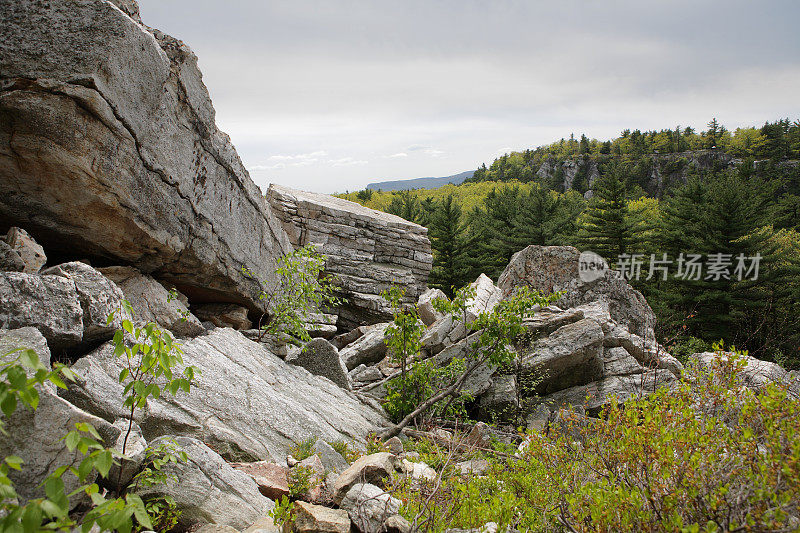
xmin=392 ymin=346 xmax=800 ymax=532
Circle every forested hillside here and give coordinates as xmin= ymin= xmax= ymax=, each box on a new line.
xmin=340 ymin=118 xmax=800 ymax=368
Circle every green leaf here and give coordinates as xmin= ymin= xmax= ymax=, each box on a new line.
xmin=95 ymin=450 xmax=113 ymax=479
xmin=44 ymin=476 xmax=68 ymax=514
xmin=4 ymin=456 xmax=23 ymax=470
xmin=122 ymin=319 xmax=133 ymax=334
xmin=119 ymin=368 xmax=129 ymax=383
xmin=1 ymin=394 xmax=17 ymax=418
xmin=64 ymin=431 xmax=80 ymax=452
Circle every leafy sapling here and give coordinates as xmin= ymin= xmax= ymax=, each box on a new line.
xmin=242 ymin=245 xmax=342 ymax=343
xmin=108 ymin=302 xmax=199 ymax=493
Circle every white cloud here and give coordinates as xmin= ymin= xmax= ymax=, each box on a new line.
xmin=330 ymin=157 xmax=368 ymax=167
xmin=387 ymin=152 xmax=408 ymax=158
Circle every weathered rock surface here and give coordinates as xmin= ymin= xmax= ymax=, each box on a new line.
xmin=498 ymin=246 xmax=657 ymax=338
xmin=312 ymin=439 xmax=350 ymax=475
xmin=517 ymin=318 xmax=605 ymax=395
xmin=340 ymin=483 xmax=401 ymax=533
xmin=418 ymin=287 xmax=447 ymax=326
xmin=0 ymin=239 xmax=25 ymax=272
xmin=541 ymin=369 xmax=678 ymax=414
xmin=478 ymin=374 xmax=519 ymax=420
xmin=292 ymin=501 xmax=351 ymax=533
xmin=287 ymin=338 xmax=350 ymax=390
xmin=63 ymin=328 xmax=387 ymax=463
xmin=42 ymin=261 xmax=123 ymax=345
xmin=690 ymin=351 xmax=797 ymax=393
xmin=266 ymin=184 xmax=431 ymax=328
xmin=139 ymin=436 xmax=273 ymax=531
xmin=230 ymin=461 xmax=289 ymax=501
xmin=194 ymin=303 xmax=252 ymax=330
xmin=0 ymin=328 xmax=120 ymax=504
xmin=109 ymin=418 xmax=148 ymax=488
xmin=0 ymin=0 xmax=292 ymax=312
xmin=331 ymin=452 xmax=399 ymax=505
xmin=0 ymin=271 xmax=83 ymax=352
xmin=4 ymin=227 xmax=45 ymax=273
xmin=98 ymin=266 xmax=204 ymax=337
xmin=340 ymin=323 xmax=390 ymax=370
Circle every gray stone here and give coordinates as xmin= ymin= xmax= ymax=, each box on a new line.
xmin=541 ymin=369 xmax=678 ymax=415
xmin=465 ymin=422 xmax=493 ymax=449
xmin=4 ymin=227 xmax=46 ymax=273
xmin=1 ymin=0 xmax=293 ymax=312
xmin=433 ymin=331 xmax=494 ymax=398
xmin=690 ymin=351 xmax=791 ymax=392
xmin=266 ymin=185 xmax=431 ymax=329
xmin=384 ymin=436 xmax=403 ymax=455
xmin=0 ymin=271 xmax=83 ymax=352
xmin=42 ymin=262 xmax=123 ymax=345
xmin=312 ymin=439 xmax=349 ymax=475
xmin=384 ymin=515 xmax=412 ymax=533
xmin=109 ymin=419 xmax=147 ymax=488
xmin=400 ymin=459 xmax=436 ymax=483
xmin=340 ymin=483 xmax=401 ymax=533
xmin=0 ymin=240 xmax=25 ymax=272
xmin=418 ymin=288 xmax=447 ymax=326
xmin=0 ymin=328 xmax=120 ymax=504
xmin=498 ymin=246 xmax=657 ymax=338
xmin=332 ymin=326 xmax=369 ymax=350
xmin=479 ymin=374 xmax=518 ymax=421
xmin=195 ymin=526 xmax=241 ymax=533
xmin=98 ymin=266 xmax=204 ymax=337
xmin=517 ymin=318 xmax=605 ymax=396
xmin=292 ymin=501 xmax=351 ymax=533
xmin=602 ymin=346 xmax=644 ymax=377
xmin=331 ymin=452 xmax=399 ymax=505
xmin=351 ymin=365 xmax=383 ymax=384
xmin=604 ymin=324 xmax=683 ymax=377
xmin=288 ymin=338 xmax=350 ymax=390
xmin=302 ymin=312 xmax=339 ymax=339
xmin=455 ymin=458 xmax=490 ymax=477
xmin=525 ymin=403 xmax=552 ymax=433
xmin=62 ymin=328 xmax=388 ymax=464
xmin=340 ymin=323 xmax=390 ymax=370
xmin=193 ymin=303 xmax=252 ymax=330
xmin=139 ymin=436 xmax=272 ymax=531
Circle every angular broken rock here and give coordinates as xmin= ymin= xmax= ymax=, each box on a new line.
xmin=517 ymin=318 xmax=605 ymax=395
xmin=340 ymin=322 xmax=390 ymax=370
xmin=42 ymin=262 xmax=123 ymax=345
xmin=99 ymin=266 xmax=204 ymax=338
xmin=401 ymin=459 xmax=437 ymax=484
xmin=312 ymin=439 xmax=349 ymax=475
xmin=63 ymin=328 xmax=388 ymax=464
xmin=139 ymin=436 xmax=273 ymax=531
xmin=287 ymin=338 xmax=350 ymax=390
xmin=4 ymin=227 xmax=46 ymax=273
xmin=478 ymin=374 xmax=519 ymax=421
xmin=455 ymin=458 xmax=490 ymax=477
xmin=331 ymin=452 xmax=399 ymax=505
xmin=193 ymin=303 xmax=253 ymax=330
xmin=498 ymin=245 xmax=657 ymax=338
xmin=384 ymin=515 xmax=412 ymax=533
xmin=417 ymin=287 xmax=448 ymax=326
xmin=0 ymin=240 xmax=25 ymax=272
xmin=230 ymin=461 xmax=289 ymax=501
xmin=292 ymin=501 xmax=351 ymax=533
xmin=340 ymin=483 xmax=401 ymax=533
xmin=0 ymin=271 xmax=83 ymax=352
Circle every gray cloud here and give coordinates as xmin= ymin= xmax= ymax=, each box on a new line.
xmin=137 ymin=0 xmax=800 ymax=193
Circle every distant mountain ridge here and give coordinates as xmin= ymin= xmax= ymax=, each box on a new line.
xmin=366 ymin=170 xmax=474 ymax=191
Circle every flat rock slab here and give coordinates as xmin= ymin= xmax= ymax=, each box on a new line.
xmin=63 ymin=328 xmax=388 ymax=463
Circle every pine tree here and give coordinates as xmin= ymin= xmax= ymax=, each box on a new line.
xmin=387 ymin=190 xmax=421 ymax=223
xmin=428 ymin=195 xmax=470 ymax=296
xmin=577 ymin=162 xmax=631 ymax=261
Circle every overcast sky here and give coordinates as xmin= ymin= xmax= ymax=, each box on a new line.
xmin=137 ymin=1 xmax=800 ymax=194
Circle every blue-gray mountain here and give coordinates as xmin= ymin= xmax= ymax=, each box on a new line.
xmin=366 ymin=170 xmax=474 ymax=191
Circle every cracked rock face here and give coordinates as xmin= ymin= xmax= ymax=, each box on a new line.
xmin=0 ymin=0 xmax=292 ymax=313
xmin=62 ymin=328 xmax=388 ymax=464
xmin=266 ymin=184 xmax=432 ymax=328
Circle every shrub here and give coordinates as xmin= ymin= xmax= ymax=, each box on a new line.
xmin=289 ymin=437 xmax=315 ymax=461
xmin=328 ymin=440 xmax=360 ymax=464
xmin=392 ymin=345 xmax=800 ymax=532
xmin=287 ymin=465 xmax=315 ymax=499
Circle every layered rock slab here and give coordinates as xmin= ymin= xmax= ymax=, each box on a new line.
xmin=266 ymin=184 xmax=432 ymax=328
xmin=62 ymin=328 xmax=388 ymax=463
xmin=0 ymin=0 xmax=292 ymax=312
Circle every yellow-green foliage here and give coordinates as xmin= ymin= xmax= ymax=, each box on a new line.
xmin=337 ymin=180 xmax=540 ymax=214
xmin=392 ymin=347 xmax=800 ymax=532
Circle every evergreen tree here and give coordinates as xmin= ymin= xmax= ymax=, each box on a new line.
xmin=577 ymin=162 xmax=631 ymax=261
xmin=387 ymin=190 xmax=421 ymax=223
xmin=428 ymin=195 xmax=470 ymax=295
